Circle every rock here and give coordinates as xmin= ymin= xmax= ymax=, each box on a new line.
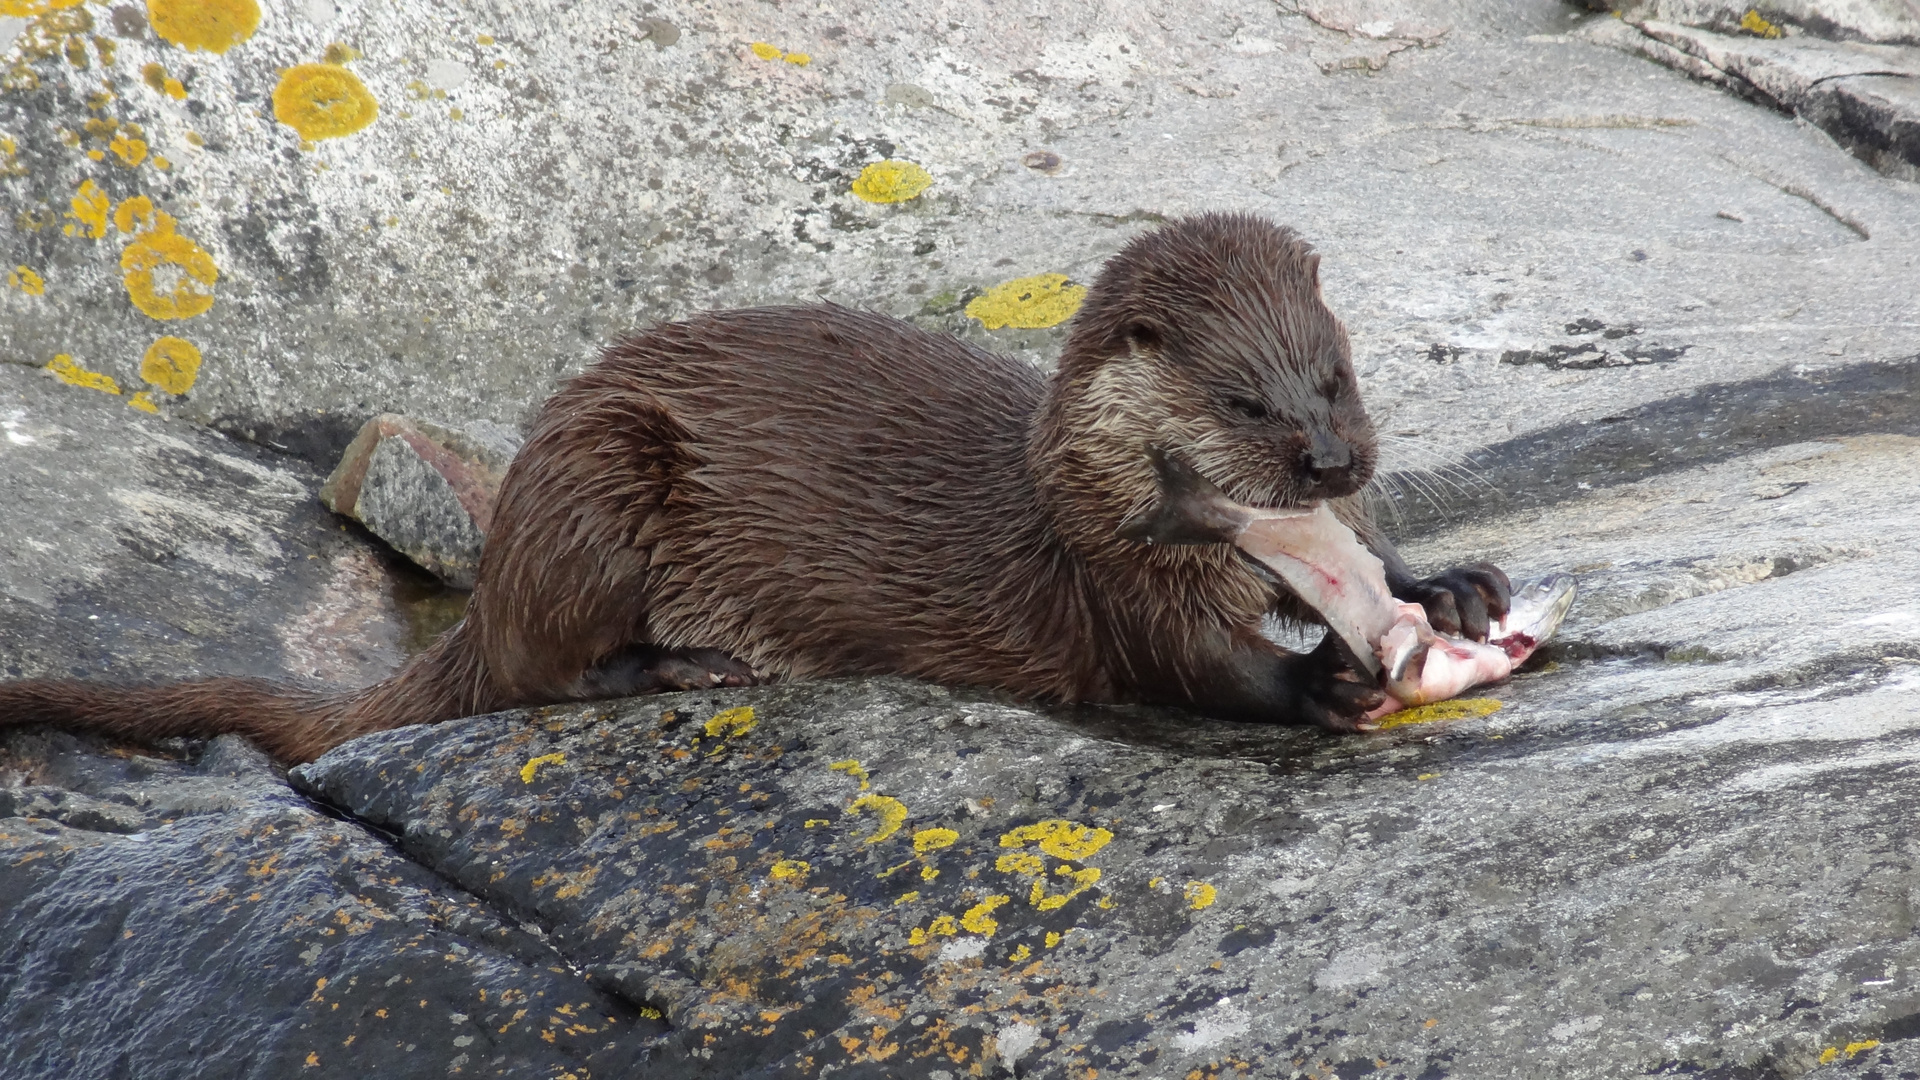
xmin=0 ymin=362 xmax=419 ymax=687
xmin=1 ymin=0 xmax=1916 ymax=473
xmin=319 ymin=414 xmax=518 ymax=589
xmin=1586 ymin=5 xmax=1920 ymax=178
xmin=0 ymin=731 xmax=669 ymax=1079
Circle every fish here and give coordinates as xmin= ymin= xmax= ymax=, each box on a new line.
xmin=1120 ymin=448 xmax=1574 ymax=719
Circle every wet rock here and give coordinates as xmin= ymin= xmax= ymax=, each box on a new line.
xmin=320 ymin=414 xmax=518 ymax=589
xmin=0 ymin=731 xmax=668 ymax=1079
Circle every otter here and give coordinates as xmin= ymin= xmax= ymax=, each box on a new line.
xmin=0 ymin=213 xmax=1509 ymax=763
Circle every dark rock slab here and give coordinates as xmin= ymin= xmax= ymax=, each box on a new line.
xmin=294 ymin=670 xmax=1920 ymax=1078
xmin=0 ymin=731 xmax=668 ymax=1080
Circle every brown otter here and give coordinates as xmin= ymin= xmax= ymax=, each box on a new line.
xmin=0 ymin=213 xmax=1508 ymax=763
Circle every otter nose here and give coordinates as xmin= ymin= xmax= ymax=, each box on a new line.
xmin=1304 ymin=430 xmax=1354 ymax=492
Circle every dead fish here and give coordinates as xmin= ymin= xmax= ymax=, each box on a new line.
xmin=1121 ymin=448 xmax=1574 ymax=717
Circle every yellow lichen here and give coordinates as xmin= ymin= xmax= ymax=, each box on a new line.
xmin=323 ymin=42 xmax=360 ymax=65
xmin=995 ymin=852 xmax=1046 ymax=877
xmin=519 ymin=752 xmax=566 ymax=783
xmin=7 ymin=265 xmax=44 ymax=295
xmin=998 ymin=819 xmax=1113 ymax=861
xmin=919 ymin=864 xmax=939 ymax=881
xmin=1739 ymin=8 xmax=1783 ymax=38
xmin=109 ymin=134 xmax=148 ymax=166
xmin=65 ymin=179 xmax=109 ymax=239
xmin=829 ymin=759 xmax=871 ymax=790
xmin=769 ymin=859 xmax=810 ymax=881
xmin=127 ymin=391 xmax=160 ymax=413
xmin=1029 ymin=867 xmax=1100 ymax=911
xmin=1373 ymin=698 xmax=1504 ymax=730
xmin=965 ymin=274 xmax=1087 ymax=330
xmin=0 ymin=0 xmax=83 ymax=15
xmin=273 ymin=63 xmax=379 ymax=141
xmin=1044 ymin=931 xmax=1062 ymax=948
xmin=140 ymin=335 xmax=201 ymax=394
xmin=894 ymin=891 xmax=919 ymax=905
xmin=45 ymin=354 xmax=121 ymax=394
xmin=1185 ymin=881 xmax=1217 ymax=910
xmin=849 ymin=794 xmax=908 ymax=844
xmin=784 ymin=52 xmax=811 ymax=66
xmin=142 ymin=62 xmax=188 ymax=99
xmin=850 ymin=159 xmax=932 ymax=204
xmin=912 ymin=827 xmax=959 ymax=853
xmin=748 ymin=41 xmax=782 ymax=60
xmin=702 ymin=706 xmax=756 ymax=738
xmin=148 ymin=0 xmax=261 ymax=54
xmin=121 ymin=227 xmax=218 ymax=319
xmin=114 ymin=194 xmax=171 ymax=235
xmin=1009 ymin=944 xmax=1031 ymax=962
xmin=960 ymin=895 xmax=1010 ymax=936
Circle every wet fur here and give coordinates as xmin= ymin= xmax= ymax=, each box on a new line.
xmin=0 ymin=213 xmax=1465 ymax=761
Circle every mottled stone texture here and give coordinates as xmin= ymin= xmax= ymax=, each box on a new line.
xmin=320 ymin=414 xmax=517 ymax=588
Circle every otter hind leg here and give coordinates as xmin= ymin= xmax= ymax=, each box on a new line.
xmin=573 ymin=645 xmax=765 ymax=699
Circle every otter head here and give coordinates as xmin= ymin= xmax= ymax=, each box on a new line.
xmin=1033 ymin=213 xmax=1378 ymax=553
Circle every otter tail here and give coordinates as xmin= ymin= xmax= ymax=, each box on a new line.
xmin=0 ymin=620 xmax=504 ymax=765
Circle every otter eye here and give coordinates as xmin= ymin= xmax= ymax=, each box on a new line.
xmin=1225 ymin=395 xmax=1268 ymax=420
xmin=1125 ymin=322 xmax=1162 ymax=351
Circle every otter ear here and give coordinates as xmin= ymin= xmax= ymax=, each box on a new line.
xmin=1305 ymin=253 xmax=1322 ymax=294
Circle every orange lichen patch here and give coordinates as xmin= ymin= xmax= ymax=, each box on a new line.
xmin=273 ymin=64 xmax=379 ymax=141
xmin=109 ymin=134 xmax=148 ymax=166
xmin=1184 ymin=881 xmax=1217 ymax=910
xmin=965 ymin=274 xmax=1087 ymax=330
xmin=912 ymin=827 xmax=959 ymax=853
xmin=1373 ymin=697 xmax=1503 ymax=730
xmin=140 ymin=335 xmax=201 ymax=394
xmin=46 ymin=354 xmax=121 ymax=394
xmin=519 ymin=752 xmax=566 ymax=783
xmin=122 ymin=227 xmax=217 ymax=319
xmin=960 ymin=895 xmax=1010 ymax=936
xmin=829 ymin=759 xmax=871 ymax=790
xmin=65 ymin=179 xmax=109 ymax=239
xmin=7 ymin=266 xmax=44 ymax=295
xmin=849 ymin=794 xmax=908 ymax=844
xmin=0 ymin=0 xmax=81 ymax=14
xmin=850 ymin=159 xmax=932 ymax=204
xmin=142 ymin=62 xmax=188 ymax=99
xmin=703 ymin=706 xmax=756 ymax=738
xmin=769 ymin=859 xmax=810 ymax=881
xmin=999 ymin=820 xmax=1112 ymax=862
xmin=148 ymin=0 xmax=261 ymax=54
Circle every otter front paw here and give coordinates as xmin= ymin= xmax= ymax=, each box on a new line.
xmin=1292 ymin=635 xmax=1387 ymax=732
xmin=1393 ymin=562 xmax=1511 ymax=642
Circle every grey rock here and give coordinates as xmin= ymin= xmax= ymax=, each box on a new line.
xmin=1586 ymin=11 xmax=1920 ymax=177
xmin=0 ymin=363 xmax=418 ymax=687
xmin=1604 ymin=0 xmax=1920 ymax=44
xmin=1 ymin=0 xmax=1915 ymax=475
xmin=320 ymin=414 xmax=516 ymax=589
